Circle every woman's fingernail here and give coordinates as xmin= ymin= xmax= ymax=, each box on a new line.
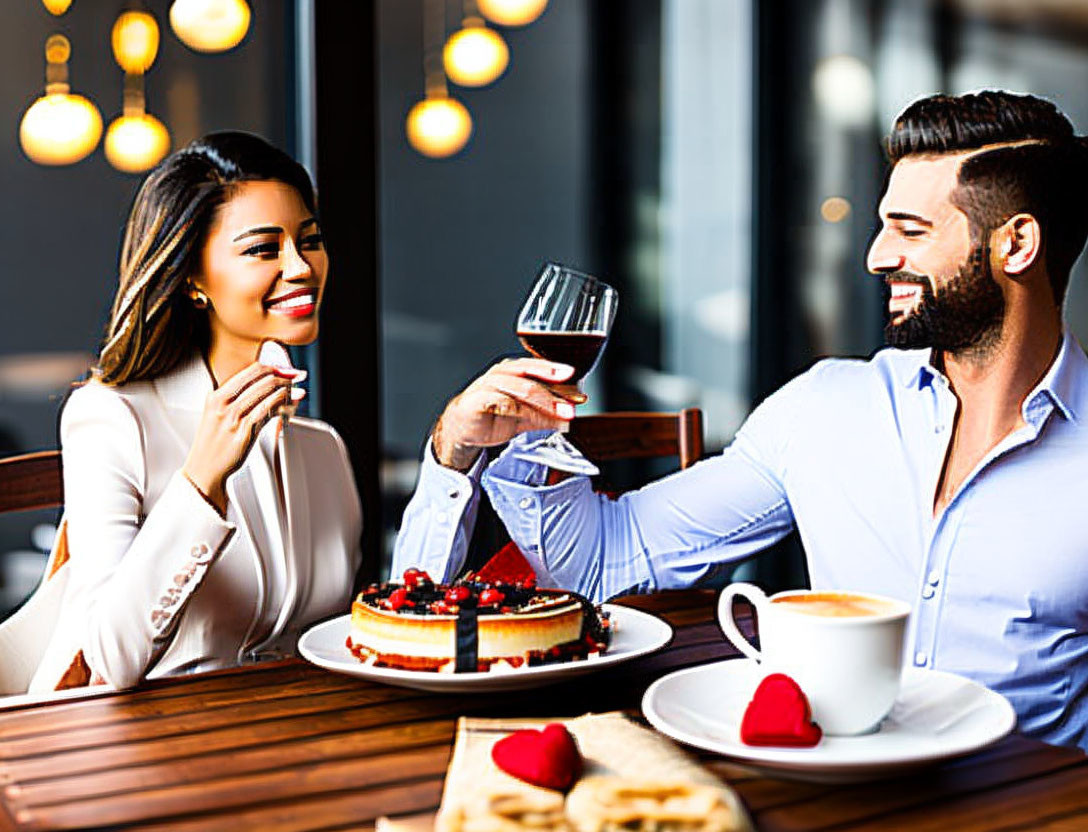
xmin=273 ymin=368 xmax=308 ymax=382
xmin=555 ymin=401 xmax=575 ymax=420
xmin=290 ymin=387 xmax=307 ymax=401
xmin=551 ymin=363 xmax=574 ymax=379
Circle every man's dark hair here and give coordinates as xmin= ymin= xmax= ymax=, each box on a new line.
xmin=886 ymin=90 xmax=1088 ymax=304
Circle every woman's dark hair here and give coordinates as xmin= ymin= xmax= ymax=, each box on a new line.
xmin=95 ymin=132 xmax=317 ymax=385
xmin=886 ymin=91 xmax=1088 ymax=304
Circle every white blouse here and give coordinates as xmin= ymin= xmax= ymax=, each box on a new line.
xmin=30 ymin=353 xmax=363 ymax=691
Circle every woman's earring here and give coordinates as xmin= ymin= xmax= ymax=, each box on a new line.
xmin=190 ymin=290 xmax=210 ymax=309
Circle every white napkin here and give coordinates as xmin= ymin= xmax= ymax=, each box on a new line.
xmin=257 ymin=341 xmax=306 ymax=416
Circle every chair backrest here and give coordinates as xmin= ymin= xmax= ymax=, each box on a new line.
xmin=0 ymin=450 xmax=64 ymax=514
xmin=566 ymin=408 xmax=704 ymax=470
xmin=0 ymin=450 xmax=71 ymax=696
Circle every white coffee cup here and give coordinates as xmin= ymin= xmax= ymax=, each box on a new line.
xmin=718 ymin=583 xmax=911 ymax=736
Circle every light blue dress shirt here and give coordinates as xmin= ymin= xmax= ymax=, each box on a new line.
xmin=393 ymin=332 xmax=1088 ymax=750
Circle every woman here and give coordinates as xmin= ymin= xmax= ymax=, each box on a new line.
xmin=29 ymin=132 xmax=362 ymax=692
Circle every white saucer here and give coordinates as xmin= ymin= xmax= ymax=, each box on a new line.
xmin=642 ymin=659 xmax=1016 ymax=783
xmin=299 ymin=604 xmax=672 ymax=693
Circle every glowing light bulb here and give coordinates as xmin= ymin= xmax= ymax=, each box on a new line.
xmin=169 ymin=0 xmax=250 ymax=53
xmin=406 ymin=96 xmax=473 ymax=159
xmin=112 ymin=11 xmax=160 ymax=74
xmin=477 ymin=0 xmax=548 ymax=27
xmin=813 ymin=55 xmax=874 ymax=129
xmin=444 ymin=19 xmax=509 ymax=87
xmin=820 ymin=196 xmax=852 ymax=223
xmin=41 ymin=0 xmax=72 ymax=15
xmin=106 ymin=113 xmax=170 ymax=173
xmin=19 ymin=36 xmax=102 ymax=166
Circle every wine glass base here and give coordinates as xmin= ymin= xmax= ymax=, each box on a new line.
xmin=512 ymin=431 xmax=600 ymax=476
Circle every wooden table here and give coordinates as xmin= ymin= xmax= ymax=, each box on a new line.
xmin=0 ymin=590 xmax=1084 ymax=830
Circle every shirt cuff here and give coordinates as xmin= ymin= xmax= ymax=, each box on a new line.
xmin=487 ymin=430 xmax=568 ymax=486
xmin=423 ymin=435 xmax=487 ymax=486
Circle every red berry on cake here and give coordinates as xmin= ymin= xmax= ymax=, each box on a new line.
xmin=403 ymin=568 xmax=422 ymax=588
xmin=383 ymin=587 xmax=409 ymax=611
xmin=479 ymin=588 xmax=505 ymax=606
xmin=445 ymin=586 xmax=471 ymax=604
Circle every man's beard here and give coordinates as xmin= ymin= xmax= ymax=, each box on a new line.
xmin=883 ymin=241 xmax=1005 ymax=354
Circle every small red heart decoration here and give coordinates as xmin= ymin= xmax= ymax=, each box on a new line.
xmin=491 ymin=723 xmax=583 ymax=791
xmin=740 ymin=673 xmax=823 ymax=747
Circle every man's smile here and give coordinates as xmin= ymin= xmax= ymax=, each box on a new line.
xmin=887 ymin=281 xmax=925 ymax=318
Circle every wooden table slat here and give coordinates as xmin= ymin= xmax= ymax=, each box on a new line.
xmin=125 ymin=779 xmax=445 ymax=832
xmin=746 ymin=742 xmax=1085 ymax=829
xmin=0 ymin=685 xmax=442 ymax=760
xmin=0 ymin=668 xmax=366 ymax=741
xmin=826 ymin=759 xmax=1088 ymax=832
xmin=9 ymin=720 xmax=457 ymax=806
xmin=21 ymin=746 xmax=450 ymax=830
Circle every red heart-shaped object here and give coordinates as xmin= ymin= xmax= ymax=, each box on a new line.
xmin=740 ymin=673 xmax=823 ymax=747
xmin=491 ymin=723 xmax=583 ymax=791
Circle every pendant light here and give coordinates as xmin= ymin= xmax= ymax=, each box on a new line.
xmin=41 ymin=0 xmax=72 ymax=14
xmin=476 ymin=0 xmax=547 ymax=27
xmin=407 ymin=0 xmax=473 ymax=158
xmin=19 ymin=35 xmax=102 ymax=166
xmin=106 ymin=9 xmax=171 ymax=173
xmin=112 ymin=10 xmax=160 ymax=74
xmin=104 ymin=87 xmax=171 ymax=174
xmin=443 ymin=1 xmax=508 ymax=88
xmin=169 ymin=0 xmax=251 ymax=53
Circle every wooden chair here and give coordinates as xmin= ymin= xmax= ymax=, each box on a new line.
xmin=566 ymin=408 xmax=704 ymax=471
xmin=0 ymin=450 xmax=63 ymax=514
xmin=0 ymin=450 xmax=71 ymax=694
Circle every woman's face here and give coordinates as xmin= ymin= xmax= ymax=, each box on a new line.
xmin=193 ymin=179 xmax=327 ymax=359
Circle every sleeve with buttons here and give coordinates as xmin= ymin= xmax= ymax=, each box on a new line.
xmin=390 ymin=436 xmax=488 ymax=582
xmin=59 ymin=384 xmax=236 ymax=689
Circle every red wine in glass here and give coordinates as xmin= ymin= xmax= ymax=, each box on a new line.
xmin=516 ymin=264 xmax=617 ymax=404
xmin=516 ymin=331 xmax=608 ymax=385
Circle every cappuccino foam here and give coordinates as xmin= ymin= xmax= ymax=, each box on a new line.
xmin=772 ymin=592 xmax=899 ymax=618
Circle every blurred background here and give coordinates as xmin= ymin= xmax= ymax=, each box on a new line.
xmin=3 ymin=0 xmax=1088 ymax=618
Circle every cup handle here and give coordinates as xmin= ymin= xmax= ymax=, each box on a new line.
xmin=717 ymin=582 xmax=767 ymax=662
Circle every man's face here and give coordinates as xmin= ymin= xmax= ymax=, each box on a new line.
xmin=867 ymin=155 xmax=1005 ymax=352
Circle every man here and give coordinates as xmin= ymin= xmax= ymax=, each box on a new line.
xmin=393 ymin=91 xmax=1088 ymax=750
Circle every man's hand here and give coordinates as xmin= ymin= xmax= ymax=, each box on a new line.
xmin=432 ymin=358 xmax=577 ymax=470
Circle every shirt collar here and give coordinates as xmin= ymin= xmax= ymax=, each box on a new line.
xmin=895 ymin=348 xmax=942 ymax=391
xmin=1028 ymin=329 xmax=1080 ymax=424
xmin=896 ymin=331 xmax=1083 ymax=423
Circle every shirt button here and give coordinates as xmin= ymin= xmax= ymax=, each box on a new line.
xmin=934 ymin=424 xmax=945 ymax=433
xmin=435 ymin=511 xmax=449 ymax=525
xmin=927 ymin=569 xmax=940 ymax=586
xmin=921 ymin=586 xmax=935 ymax=600
xmin=518 ymin=497 xmax=533 ymax=510
xmin=914 ymin=651 xmax=928 ymax=666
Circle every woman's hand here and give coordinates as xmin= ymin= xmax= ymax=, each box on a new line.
xmin=182 ymin=363 xmax=300 ymax=513
xmin=432 ymin=358 xmax=576 ymax=471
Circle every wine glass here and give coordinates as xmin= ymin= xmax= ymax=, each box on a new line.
xmin=516 ymin=263 xmax=618 ymax=405
xmin=512 ymin=263 xmax=617 ymax=474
